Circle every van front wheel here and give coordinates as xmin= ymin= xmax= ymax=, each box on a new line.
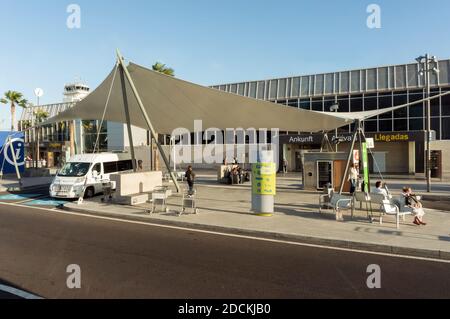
xmin=84 ymin=187 xmax=95 ymax=199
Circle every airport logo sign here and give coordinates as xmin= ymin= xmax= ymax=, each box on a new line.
xmin=0 ymin=132 xmax=25 ymax=174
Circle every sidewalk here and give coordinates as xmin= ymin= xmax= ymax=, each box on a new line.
xmin=196 ymin=171 xmax=450 ymax=200
xmin=64 ymin=177 xmax=450 ymax=261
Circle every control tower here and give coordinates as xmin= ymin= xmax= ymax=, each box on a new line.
xmin=63 ymin=82 xmax=90 ymax=103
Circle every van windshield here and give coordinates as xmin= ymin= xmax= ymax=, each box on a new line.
xmin=58 ymin=162 xmax=91 ymax=177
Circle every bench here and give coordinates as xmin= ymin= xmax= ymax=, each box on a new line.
xmin=379 ymin=197 xmax=413 ymax=229
xmin=352 ymin=192 xmax=413 ymax=229
xmin=319 ymin=192 xmax=353 ymax=221
xmin=351 ymin=192 xmax=387 ymax=220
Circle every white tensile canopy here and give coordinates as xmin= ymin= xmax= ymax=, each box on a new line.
xmin=45 ymin=62 xmax=358 ymax=133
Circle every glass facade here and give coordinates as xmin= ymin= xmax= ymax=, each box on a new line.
xmin=19 ymin=103 xmax=109 ymax=158
xmin=82 ymin=120 xmax=108 ymax=153
xmin=212 ymin=59 xmax=450 ymax=140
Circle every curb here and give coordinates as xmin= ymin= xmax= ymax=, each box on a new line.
xmin=0 ymin=184 xmax=51 ymax=193
xmin=422 ymin=194 xmax=450 ymax=202
xmin=62 ymin=204 xmax=450 ymax=262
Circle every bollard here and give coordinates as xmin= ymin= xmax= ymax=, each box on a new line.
xmin=251 ymin=150 xmax=276 ymax=217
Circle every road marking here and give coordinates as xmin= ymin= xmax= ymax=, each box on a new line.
xmin=16 ymin=195 xmax=49 ymax=204
xmin=0 ymin=201 xmax=449 ymax=264
xmin=23 ymin=198 xmax=68 ymax=207
xmin=0 ymin=284 xmax=43 ymax=299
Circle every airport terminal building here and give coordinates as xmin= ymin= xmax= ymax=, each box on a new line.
xmin=20 ymin=57 xmax=450 ymax=179
xmin=211 ymin=59 xmax=450 ymax=177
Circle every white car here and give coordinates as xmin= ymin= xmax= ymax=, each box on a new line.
xmin=50 ymin=153 xmax=134 ymax=199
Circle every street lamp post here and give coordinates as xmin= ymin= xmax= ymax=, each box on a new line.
xmin=416 ymin=54 xmax=440 ymax=193
xmin=33 ymin=88 xmax=44 ymax=169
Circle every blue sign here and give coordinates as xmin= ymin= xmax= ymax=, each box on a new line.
xmin=0 ymin=131 xmax=25 ymax=174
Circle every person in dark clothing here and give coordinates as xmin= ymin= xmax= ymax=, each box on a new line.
xmin=237 ymin=166 xmax=243 ymax=184
xmin=185 ymin=166 xmax=196 ymax=194
xmin=137 ymin=160 xmax=144 ymax=171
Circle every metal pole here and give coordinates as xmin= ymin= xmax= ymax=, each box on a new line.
xmin=31 ymin=107 xmax=37 ymax=168
xmin=35 ymin=97 xmax=39 ymax=168
xmin=116 ymin=49 xmax=181 ymax=193
xmin=172 ymin=137 xmax=176 ymax=172
xmin=335 ymin=109 xmax=338 ymax=152
xmin=425 ymin=53 xmax=432 ymax=193
xmin=339 ymin=121 xmax=360 ymax=194
xmin=320 ymin=132 xmax=327 ymax=152
xmin=119 ymin=65 xmax=137 ymax=172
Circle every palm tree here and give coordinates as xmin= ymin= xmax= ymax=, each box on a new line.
xmin=34 ymin=109 xmax=49 ymax=123
xmin=20 ymin=120 xmax=32 ymax=130
xmin=152 ymin=62 xmax=175 ymax=77
xmin=0 ymin=91 xmax=28 ymax=131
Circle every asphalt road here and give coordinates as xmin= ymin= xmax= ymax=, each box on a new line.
xmin=0 ymin=199 xmax=449 ymax=299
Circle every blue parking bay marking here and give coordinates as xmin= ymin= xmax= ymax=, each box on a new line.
xmin=0 ymin=194 xmax=42 ymax=201
xmin=24 ymin=198 xmax=68 ymax=207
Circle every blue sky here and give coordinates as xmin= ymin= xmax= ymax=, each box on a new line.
xmin=1 ymin=0 xmax=450 ymax=129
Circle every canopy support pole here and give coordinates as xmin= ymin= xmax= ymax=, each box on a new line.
xmin=119 ymin=65 xmax=137 ymax=172
xmin=320 ymin=132 xmax=334 ymax=153
xmin=339 ymin=120 xmax=360 ymax=194
xmin=116 ymin=49 xmax=181 ymax=193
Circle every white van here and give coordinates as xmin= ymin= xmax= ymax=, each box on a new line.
xmin=50 ymin=153 xmax=135 ymax=199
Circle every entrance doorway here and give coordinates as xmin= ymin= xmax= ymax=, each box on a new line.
xmin=295 ymin=150 xmax=303 ymax=172
xmin=372 ymin=152 xmax=387 ymax=173
xmin=317 ymin=161 xmax=333 ymax=189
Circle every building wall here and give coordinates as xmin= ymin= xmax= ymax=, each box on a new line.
xmin=107 ymin=122 xmax=125 ymax=151
xmin=431 ymin=140 xmax=450 ymax=179
xmin=107 ymin=122 xmax=148 ymax=152
xmin=211 ymin=59 xmax=450 ymax=142
xmin=156 ymin=144 xmax=277 ymax=171
xmin=212 ymin=60 xmax=450 ymax=100
xmin=330 ymin=142 xmax=410 ymax=174
xmin=124 ymin=145 xmax=152 ymax=171
xmin=124 ymin=126 xmax=148 ymax=148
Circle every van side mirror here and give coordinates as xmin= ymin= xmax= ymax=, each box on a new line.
xmin=93 ymin=170 xmax=99 ymax=178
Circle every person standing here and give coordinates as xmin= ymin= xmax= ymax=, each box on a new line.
xmin=185 ymin=166 xmax=196 ymax=195
xmin=137 ymin=160 xmax=144 ymax=171
xmin=347 ymin=163 xmax=359 ymax=194
xmin=283 ymin=159 xmax=288 ymax=174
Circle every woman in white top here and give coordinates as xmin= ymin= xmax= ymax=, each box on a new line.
xmin=348 ymin=164 xmax=359 ymax=194
xmin=402 ymin=187 xmax=426 ymax=226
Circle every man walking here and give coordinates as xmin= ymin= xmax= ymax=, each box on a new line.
xmin=283 ymin=158 xmax=288 ymax=174
xmin=185 ymin=165 xmax=196 ymax=195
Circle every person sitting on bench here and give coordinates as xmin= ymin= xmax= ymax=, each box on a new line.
xmin=402 ymin=187 xmax=427 ymax=226
xmin=373 ymin=181 xmax=388 ymax=197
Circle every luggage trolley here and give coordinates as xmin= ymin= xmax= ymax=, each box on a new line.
xmin=101 ymin=180 xmax=113 ymax=203
xmin=180 ymin=188 xmax=199 ymax=216
xmin=150 ymin=186 xmax=171 ymax=214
